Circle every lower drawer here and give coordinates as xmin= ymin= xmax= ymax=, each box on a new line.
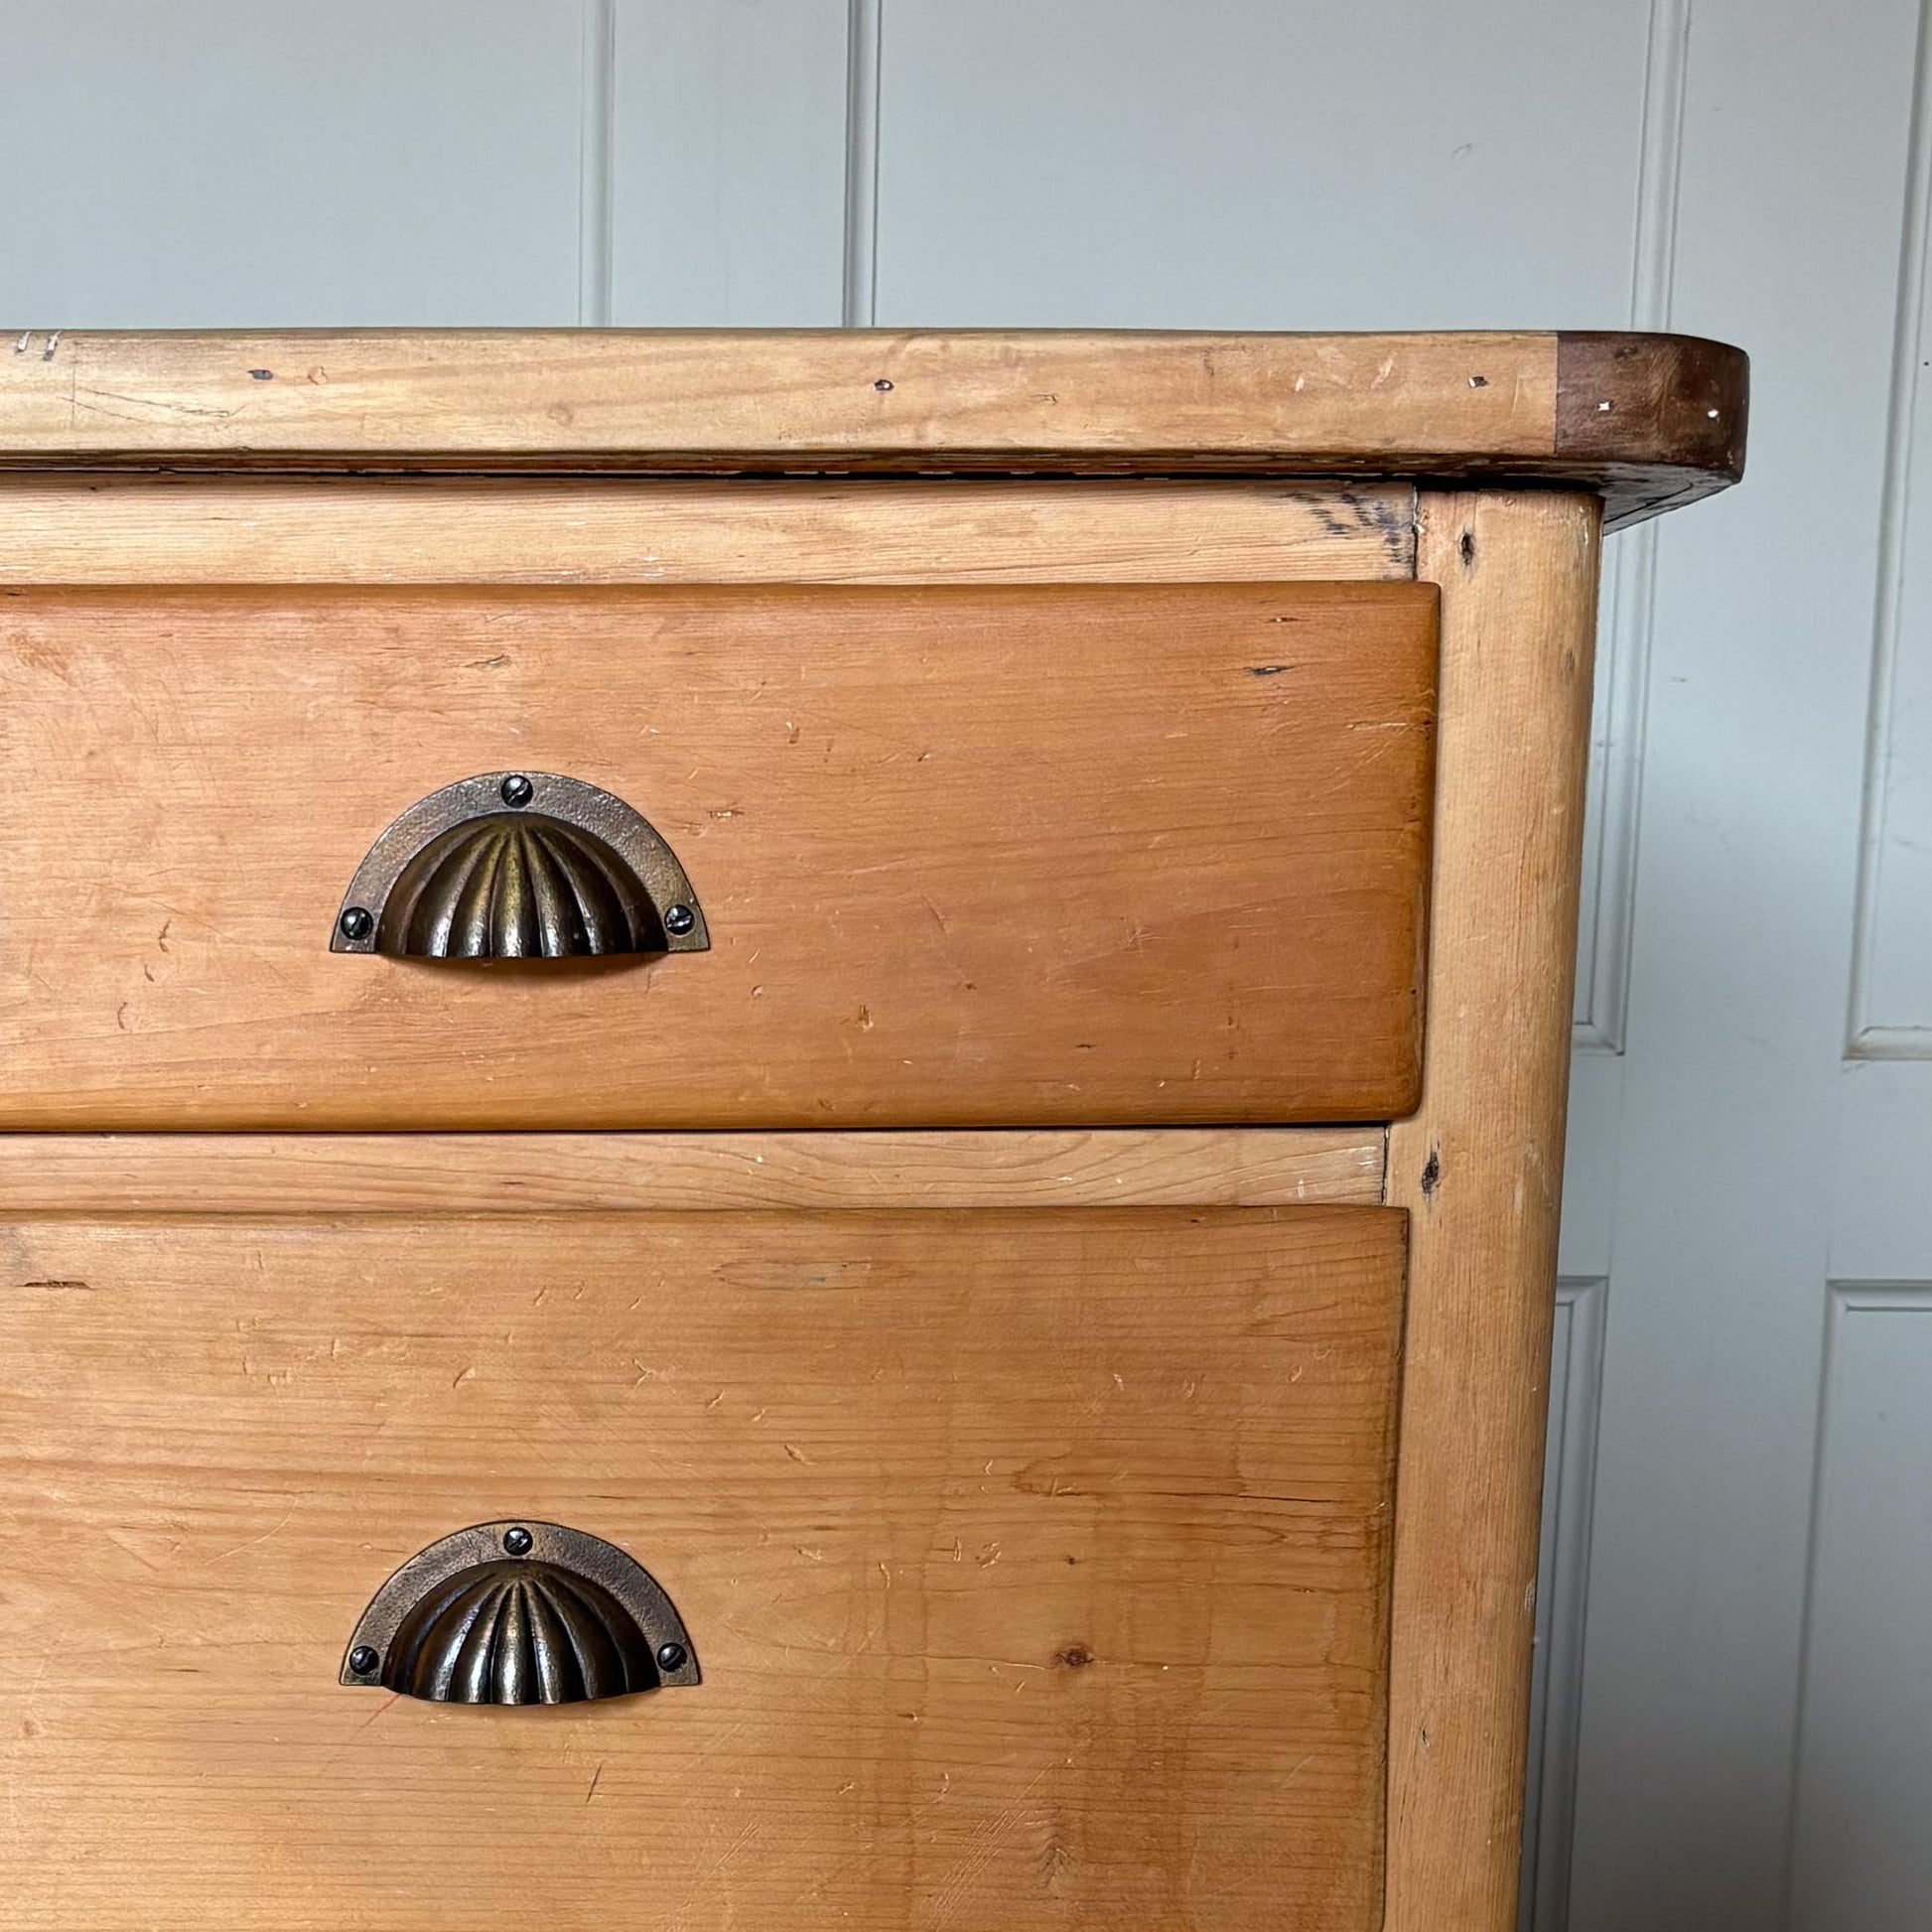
xmin=0 ymin=1206 xmax=1403 ymax=1931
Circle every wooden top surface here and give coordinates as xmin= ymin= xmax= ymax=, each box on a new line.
xmin=0 ymin=328 xmax=1743 ymax=527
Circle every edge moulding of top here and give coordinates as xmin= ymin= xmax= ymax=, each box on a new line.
xmin=0 ymin=328 xmax=1746 ymax=530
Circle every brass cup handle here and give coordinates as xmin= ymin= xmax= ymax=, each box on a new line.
xmin=341 ymin=1520 xmax=701 ymax=1706
xmin=331 ymin=771 xmax=710 ymax=961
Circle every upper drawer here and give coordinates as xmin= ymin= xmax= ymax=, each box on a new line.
xmin=0 ymin=574 xmax=1435 ymax=1129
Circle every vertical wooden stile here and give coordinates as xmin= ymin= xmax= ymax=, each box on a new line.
xmin=1384 ymin=490 xmax=1603 ymax=1932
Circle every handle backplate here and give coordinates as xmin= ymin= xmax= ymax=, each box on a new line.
xmin=341 ymin=1519 xmax=701 ymax=1706
xmin=332 ymin=771 xmax=709 ymax=961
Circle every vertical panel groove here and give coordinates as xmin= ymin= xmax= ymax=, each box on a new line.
xmin=1575 ymin=0 xmax=1691 ymax=1052
xmin=1775 ymin=1279 xmax=1854 ymax=1931
xmin=1782 ymin=1284 xmax=1932 ymax=1927
xmin=842 ymin=0 xmax=882 ymax=326
xmin=1520 ymin=1278 xmax=1609 ymax=1932
xmin=1847 ymin=0 xmax=1932 ymax=1054
xmin=578 ymin=0 xmax=618 ymax=325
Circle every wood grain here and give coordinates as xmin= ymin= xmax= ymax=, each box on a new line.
xmin=1383 ymin=493 xmax=1602 ymax=1932
xmin=0 ymin=328 xmax=1554 ymax=459
xmin=0 ymin=579 xmax=1437 ymax=1129
xmin=0 ymin=1128 xmax=1383 ymax=1213
xmin=0 ymin=329 xmax=1746 ymax=524
xmin=0 ymin=477 xmax=1416 ymax=584
xmin=1555 ymin=332 xmax=1748 ymax=528
xmin=0 ymin=1206 xmax=1405 ymax=1932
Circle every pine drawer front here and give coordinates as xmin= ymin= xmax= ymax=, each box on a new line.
xmin=0 ymin=1205 xmax=1403 ymax=1932
xmin=0 ymin=575 xmax=1434 ymax=1130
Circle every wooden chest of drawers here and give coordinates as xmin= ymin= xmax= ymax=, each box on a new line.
xmin=0 ymin=328 xmax=1744 ymax=1931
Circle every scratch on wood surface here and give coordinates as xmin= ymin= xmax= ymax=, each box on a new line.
xmin=202 ymin=1501 xmax=295 ymax=1565
xmin=102 ymin=1528 xmax=169 ymax=1573
xmin=71 ymin=385 xmax=237 ymax=424
xmin=675 ymin=1814 xmax=763 ymax=1920
xmin=923 ymin=1763 xmax=1056 ymax=1927
xmin=315 ymin=1692 xmax=404 ymax=1778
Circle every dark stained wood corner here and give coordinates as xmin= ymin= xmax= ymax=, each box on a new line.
xmin=1556 ymin=332 xmax=1748 ymax=528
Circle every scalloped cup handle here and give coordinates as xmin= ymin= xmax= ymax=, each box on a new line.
xmin=341 ymin=1521 xmax=701 ymax=1707
xmin=331 ymin=773 xmax=710 ymax=961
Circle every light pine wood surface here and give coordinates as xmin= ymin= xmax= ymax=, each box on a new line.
xmin=0 ymin=327 xmax=1555 ymax=460
xmin=0 ymin=477 xmax=1416 ymax=584
xmin=0 ymin=1206 xmax=1405 ymax=1932
xmin=0 ymin=577 xmax=1436 ymax=1129
xmin=1383 ymin=492 xmax=1601 ymax=1932
xmin=0 ymin=1127 xmax=1384 ymax=1213
xmin=0 ymin=329 xmax=1748 ymax=526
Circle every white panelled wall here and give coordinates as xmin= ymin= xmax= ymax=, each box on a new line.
xmin=0 ymin=3 xmax=1921 ymax=1925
